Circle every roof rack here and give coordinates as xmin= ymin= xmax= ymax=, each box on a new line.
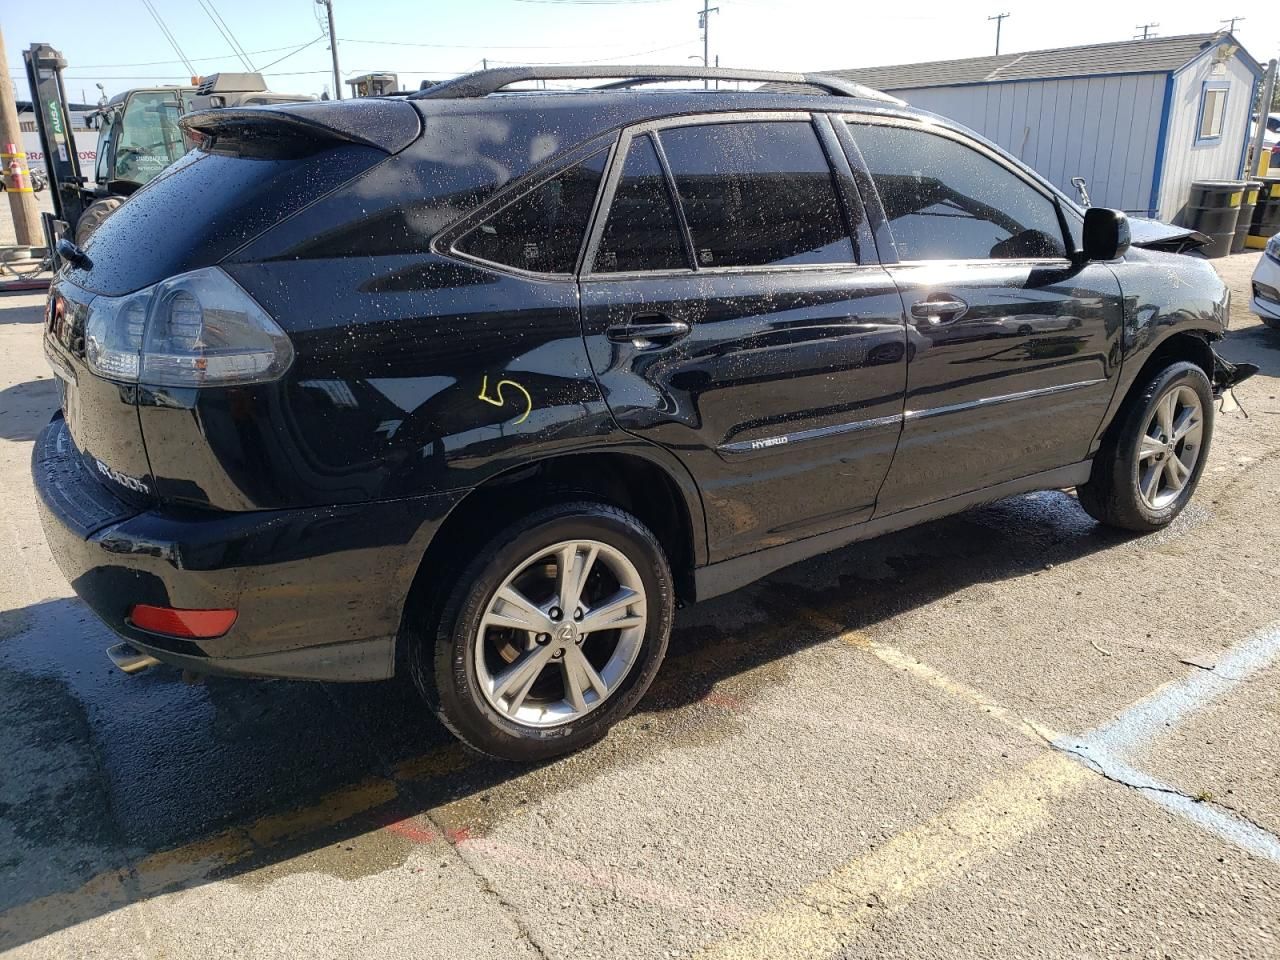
xmin=408 ymin=65 xmax=902 ymax=104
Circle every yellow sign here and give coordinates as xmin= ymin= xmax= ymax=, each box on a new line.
xmin=1230 ymin=191 xmax=1243 ymax=206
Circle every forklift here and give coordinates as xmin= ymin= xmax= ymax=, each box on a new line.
xmin=23 ymin=43 xmax=314 ymax=251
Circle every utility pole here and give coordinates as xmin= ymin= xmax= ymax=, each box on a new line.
xmin=316 ymin=0 xmax=342 ymax=100
xmin=1221 ymin=16 xmax=1245 ymax=34
xmin=1247 ymin=59 xmax=1277 ymax=177
xmin=0 ymin=24 xmax=41 ymax=247
xmin=1134 ymin=23 xmax=1159 ymax=41
xmin=987 ymin=12 xmax=1009 ymax=55
xmin=699 ymin=0 xmax=719 ymax=88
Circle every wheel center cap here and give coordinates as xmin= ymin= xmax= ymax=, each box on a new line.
xmin=554 ymin=623 xmax=578 ymax=646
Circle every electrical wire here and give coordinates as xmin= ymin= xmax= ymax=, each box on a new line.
xmin=196 ymin=0 xmax=255 ymax=71
xmin=201 ymin=0 xmax=258 ymax=70
xmin=255 ymin=36 xmax=327 ymax=72
xmin=139 ymin=0 xmax=196 ymax=76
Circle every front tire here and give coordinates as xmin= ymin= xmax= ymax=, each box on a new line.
xmin=1076 ymin=361 xmax=1214 ymax=531
xmin=410 ymin=501 xmax=674 ymax=761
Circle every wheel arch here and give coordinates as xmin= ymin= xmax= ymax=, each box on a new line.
xmin=395 ymin=446 xmax=706 ymax=668
xmin=1092 ymin=329 xmax=1216 ymax=453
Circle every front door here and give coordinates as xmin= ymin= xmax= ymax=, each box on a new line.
xmin=579 ymin=117 xmax=908 ymax=560
xmin=840 ymin=118 xmax=1125 ymax=515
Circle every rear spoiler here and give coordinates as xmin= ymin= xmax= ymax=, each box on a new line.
xmin=179 ymin=99 xmax=421 ymax=155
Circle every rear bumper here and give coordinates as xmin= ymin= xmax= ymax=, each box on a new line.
xmin=33 ymin=415 xmax=458 ymax=681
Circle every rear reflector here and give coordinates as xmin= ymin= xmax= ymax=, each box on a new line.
xmin=130 ymin=605 xmax=237 ymax=639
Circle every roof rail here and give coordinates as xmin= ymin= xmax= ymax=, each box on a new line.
xmin=408 ymin=65 xmax=902 ymax=104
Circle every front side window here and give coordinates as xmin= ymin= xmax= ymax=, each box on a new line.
xmin=851 ymin=121 xmax=1067 ymax=262
xmin=455 ymin=151 xmax=607 ymax=273
xmin=1198 ymin=85 xmax=1229 ymax=142
xmin=114 ymin=92 xmax=185 ymax=186
xmin=593 ymin=134 xmax=688 ymax=273
xmin=658 ymin=121 xmax=854 ymax=268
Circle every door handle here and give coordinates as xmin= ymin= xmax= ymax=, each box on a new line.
xmin=910 ymin=298 xmax=968 ymax=325
xmin=606 ymin=317 xmax=691 ymax=348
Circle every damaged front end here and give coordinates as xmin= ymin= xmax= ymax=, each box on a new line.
xmin=1127 ymin=216 xmax=1214 ymax=256
xmin=1212 ymin=351 xmax=1258 ymax=395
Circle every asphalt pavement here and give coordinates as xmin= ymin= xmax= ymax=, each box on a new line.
xmin=0 ymin=253 xmax=1277 ymax=959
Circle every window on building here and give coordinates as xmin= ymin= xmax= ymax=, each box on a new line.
xmin=1198 ymin=84 xmax=1229 ymax=142
xmin=657 ymin=121 xmax=854 ymax=268
xmin=850 ymin=121 xmax=1067 ymax=262
xmin=455 ymin=151 xmax=608 ymax=273
xmin=593 ymin=134 xmax=689 ymax=273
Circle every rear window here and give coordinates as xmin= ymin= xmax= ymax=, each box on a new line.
xmin=68 ymin=145 xmax=385 ymax=297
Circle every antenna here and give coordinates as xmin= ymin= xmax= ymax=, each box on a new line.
xmin=1220 ymin=16 xmax=1245 ymax=34
xmin=987 ymin=12 xmax=1010 ymax=56
xmin=1134 ymin=22 xmax=1159 ymax=40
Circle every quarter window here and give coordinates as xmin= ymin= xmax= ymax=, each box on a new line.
xmin=658 ymin=121 xmax=854 ymax=268
xmin=455 ymin=151 xmax=607 ymax=273
xmin=850 ymin=122 xmax=1067 ymax=262
xmin=594 ymin=135 xmax=688 ymax=273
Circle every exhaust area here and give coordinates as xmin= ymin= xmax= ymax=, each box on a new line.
xmin=106 ymin=642 xmax=160 ymax=675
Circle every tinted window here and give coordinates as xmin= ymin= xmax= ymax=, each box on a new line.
xmin=851 ymin=122 xmax=1067 ymax=262
xmin=455 ymin=152 xmax=607 ymax=273
xmin=594 ymin=135 xmax=688 ymax=273
xmin=659 ymin=121 xmax=853 ymax=267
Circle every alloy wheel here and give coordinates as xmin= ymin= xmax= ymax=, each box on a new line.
xmin=473 ymin=539 xmax=647 ymax=728
xmin=1136 ymin=384 xmax=1204 ymax=510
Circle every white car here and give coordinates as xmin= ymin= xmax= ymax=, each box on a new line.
xmin=1249 ymin=234 xmax=1280 ymax=329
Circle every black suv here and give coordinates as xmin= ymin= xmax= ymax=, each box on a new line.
xmin=35 ymin=66 xmax=1254 ymax=760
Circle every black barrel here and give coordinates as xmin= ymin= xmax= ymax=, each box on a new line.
xmin=1185 ymin=180 xmax=1245 ymax=258
xmin=1249 ymin=177 xmax=1280 ymax=250
xmin=1233 ymin=181 xmax=1262 ymax=254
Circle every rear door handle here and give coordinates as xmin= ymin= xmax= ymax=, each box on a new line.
xmin=910 ymin=298 xmax=968 ymax=325
xmin=606 ymin=317 xmax=691 ymax=348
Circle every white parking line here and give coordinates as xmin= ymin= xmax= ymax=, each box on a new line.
xmin=1057 ymin=623 xmax=1280 ymax=863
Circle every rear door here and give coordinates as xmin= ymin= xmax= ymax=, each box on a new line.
xmin=579 ymin=114 xmax=907 ymax=561
xmin=837 ymin=117 xmax=1124 ymax=515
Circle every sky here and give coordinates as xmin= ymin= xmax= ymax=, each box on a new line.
xmin=4 ymin=0 xmax=1280 ymax=104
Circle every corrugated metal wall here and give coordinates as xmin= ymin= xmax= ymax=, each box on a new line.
xmin=888 ymin=74 xmax=1167 ymax=215
xmin=1157 ymin=54 xmax=1256 ymax=222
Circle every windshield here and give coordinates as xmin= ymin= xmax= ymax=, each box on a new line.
xmin=113 ymin=91 xmax=185 ymax=186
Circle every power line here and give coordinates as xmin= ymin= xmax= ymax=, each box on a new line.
xmin=256 ymin=36 xmax=326 ymax=72
xmin=139 ymin=0 xmax=196 ymax=76
xmin=196 ymin=0 xmax=255 ymax=71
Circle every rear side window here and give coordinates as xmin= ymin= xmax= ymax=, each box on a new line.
xmin=850 ymin=122 xmax=1067 ymax=262
xmin=658 ymin=121 xmax=853 ymax=268
xmin=455 ymin=152 xmax=607 ymax=273
xmin=594 ymin=135 xmax=688 ymax=273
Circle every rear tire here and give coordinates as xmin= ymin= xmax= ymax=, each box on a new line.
xmin=1076 ymin=361 xmax=1214 ymax=532
xmin=409 ymin=501 xmax=674 ymax=761
xmin=75 ymin=197 xmax=125 ymax=246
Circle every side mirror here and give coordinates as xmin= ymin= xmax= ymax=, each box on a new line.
xmin=1082 ymin=207 xmax=1130 ymax=261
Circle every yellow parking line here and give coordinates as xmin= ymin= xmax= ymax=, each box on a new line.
xmin=695 ymin=751 xmax=1089 ymax=960
xmin=795 ymin=606 xmax=1061 ymax=743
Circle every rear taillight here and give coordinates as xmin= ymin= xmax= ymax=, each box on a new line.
xmin=83 ymin=267 xmax=293 ymax=387
xmin=129 ymin=604 xmax=238 ymax=639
